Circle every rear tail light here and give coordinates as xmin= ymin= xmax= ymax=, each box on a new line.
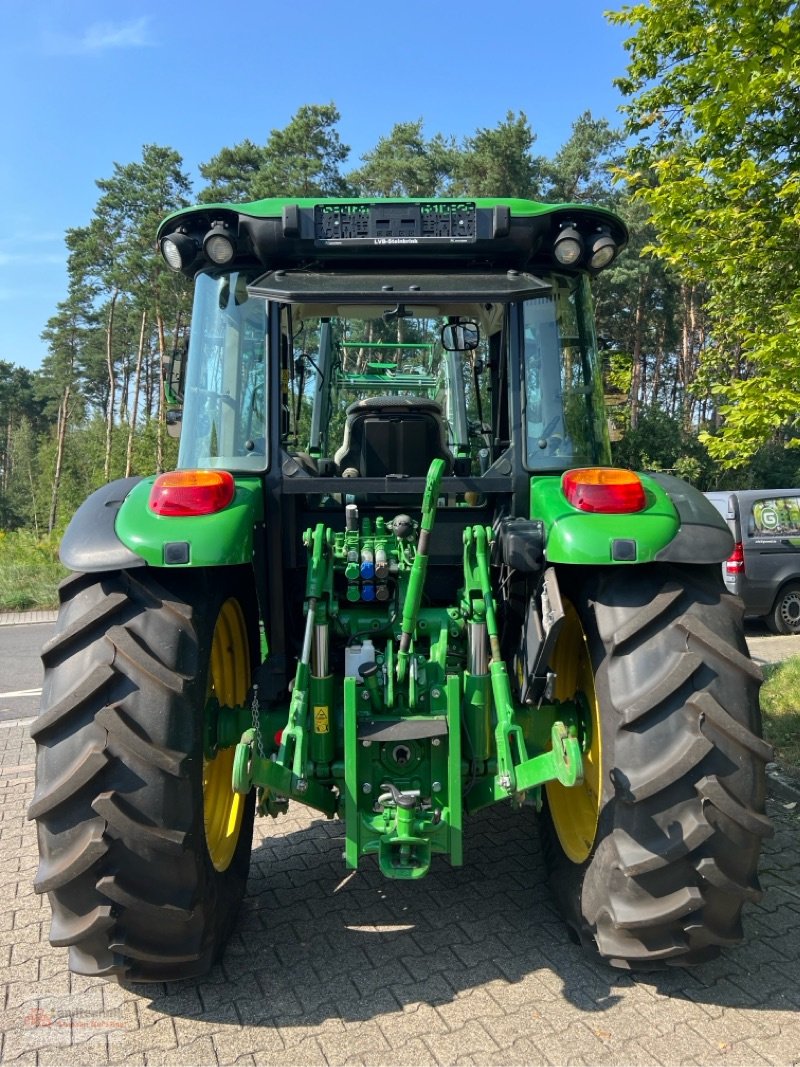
xmin=149 ymin=470 xmax=235 ymax=516
xmin=562 ymin=468 xmax=647 ymax=514
xmin=726 ymin=541 xmax=745 ymax=575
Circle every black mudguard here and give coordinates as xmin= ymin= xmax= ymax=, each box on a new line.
xmin=650 ymin=472 xmax=734 ymax=563
xmin=60 ymin=477 xmax=147 ymax=573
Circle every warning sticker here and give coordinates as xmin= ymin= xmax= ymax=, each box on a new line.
xmin=313 ymin=705 xmax=330 ymax=734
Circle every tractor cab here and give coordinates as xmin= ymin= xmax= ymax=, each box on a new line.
xmin=171 ymin=255 xmax=612 ymax=500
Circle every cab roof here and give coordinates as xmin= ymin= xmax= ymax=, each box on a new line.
xmin=157 ymin=196 xmax=628 ymax=280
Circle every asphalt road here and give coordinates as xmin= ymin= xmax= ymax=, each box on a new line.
xmin=0 ymin=622 xmax=51 ymax=722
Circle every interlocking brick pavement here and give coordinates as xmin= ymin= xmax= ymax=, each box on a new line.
xmin=2 ymin=715 xmax=799 ymax=1066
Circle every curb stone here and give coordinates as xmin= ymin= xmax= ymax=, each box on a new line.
xmin=766 ymin=763 xmax=800 ymax=805
xmin=0 ymin=610 xmax=58 ymax=626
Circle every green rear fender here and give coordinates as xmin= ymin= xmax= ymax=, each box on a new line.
xmin=532 ymin=473 xmax=681 ymax=565
xmin=115 ymin=476 xmax=264 ymax=568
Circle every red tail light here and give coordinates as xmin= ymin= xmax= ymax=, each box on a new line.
xmin=149 ymin=470 xmax=235 ymax=516
xmin=562 ymin=468 xmax=647 ymax=514
xmin=726 ymin=541 xmax=745 ymax=575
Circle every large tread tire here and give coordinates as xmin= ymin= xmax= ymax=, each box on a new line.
xmin=540 ymin=563 xmax=773 ymax=969
xmin=29 ymin=566 xmax=258 ymax=983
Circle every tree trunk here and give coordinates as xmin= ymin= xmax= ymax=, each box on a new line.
xmin=118 ymin=344 xmax=131 ymax=424
xmin=677 ymin=283 xmax=704 ymax=430
xmin=27 ymin=453 xmax=40 ymax=540
xmin=2 ymin=415 xmax=11 ymax=495
xmin=650 ymin=323 xmax=665 ymax=410
xmin=156 ymin=311 xmax=167 ymax=471
xmin=629 ymin=274 xmax=646 ymax=430
xmin=104 ymin=290 xmax=119 ymax=481
xmin=125 ymin=310 xmax=147 ymax=478
xmin=48 ymin=385 xmax=71 ymax=535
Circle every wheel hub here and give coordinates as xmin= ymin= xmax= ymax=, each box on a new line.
xmin=545 ymin=601 xmax=602 ymax=864
xmin=203 ymin=599 xmax=250 ymax=872
xmin=780 ymin=592 xmax=800 ymax=631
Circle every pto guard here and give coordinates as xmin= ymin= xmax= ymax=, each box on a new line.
xmin=115 ymin=475 xmax=264 ymax=567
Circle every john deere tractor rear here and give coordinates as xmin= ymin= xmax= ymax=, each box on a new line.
xmin=30 ymin=198 xmax=772 ymax=981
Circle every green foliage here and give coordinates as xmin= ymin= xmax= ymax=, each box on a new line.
xmin=3 ymin=417 xmax=43 ymax=532
xmin=200 ymin=104 xmax=351 ymax=202
xmin=746 ymin=442 xmax=800 ymax=490
xmin=609 ymin=0 xmax=800 ymax=464
xmin=698 ymin=298 xmax=800 ymax=462
xmin=349 ymin=121 xmax=456 ymax=197
xmin=0 ymin=530 xmax=67 ymax=611
xmin=454 ymin=111 xmax=543 ymax=197
xmin=611 ymin=408 xmax=716 ymax=486
xmin=256 ymin=104 xmax=351 ymax=197
xmin=0 ymin=364 xmax=46 ymax=529
xmin=198 ymin=140 xmax=266 ymax=203
xmin=541 ymin=111 xmax=621 ymax=204
xmin=760 ymin=657 xmax=800 ymax=770
xmin=700 ymin=438 xmax=800 ymax=491
xmin=39 ymin=288 xmax=93 ymax=416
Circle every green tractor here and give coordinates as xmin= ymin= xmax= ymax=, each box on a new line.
xmin=30 ymin=197 xmax=772 ymax=981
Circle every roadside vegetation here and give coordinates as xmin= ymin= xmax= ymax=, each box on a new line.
xmin=0 ymin=531 xmax=66 ymax=612
xmin=761 ymin=659 xmax=800 ymax=775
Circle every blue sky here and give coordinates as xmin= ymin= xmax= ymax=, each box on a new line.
xmin=1 ymin=0 xmax=634 ymax=372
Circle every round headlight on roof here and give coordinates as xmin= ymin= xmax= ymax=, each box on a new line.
xmin=588 ymin=229 xmax=618 ymax=270
xmin=203 ymin=223 xmax=236 ymax=265
xmin=554 ymin=225 xmax=584 ymax=267
xmin=160 ymin=232 xmax=198 ymax=272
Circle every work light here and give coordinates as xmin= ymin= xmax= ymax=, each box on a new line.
xmin=160 ymin=233 xmax=198 ymax=272
xmin=554 ymin=225 xmax=583 ymax=266
xmin=588 ymin=229 xmax=617 ymax=270
xmin=204 ymin=224 xmax=236 ymax=265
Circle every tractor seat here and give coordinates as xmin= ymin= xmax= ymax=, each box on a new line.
xmin=334 ymin=396 xmax=454 ymax=478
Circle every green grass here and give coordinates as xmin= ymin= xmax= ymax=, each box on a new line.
xmin=761 ymin=657 xmax=800 ymax=772
xmin=0 ymin=530 xmax=67 ymax=611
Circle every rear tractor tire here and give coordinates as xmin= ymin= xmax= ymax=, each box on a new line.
xmin=29 ymin=567 xmax=258 ymax=982
xmin=539 ymin=563 xmax=773 ymax=969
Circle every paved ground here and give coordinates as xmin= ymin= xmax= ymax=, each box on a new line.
xmin=2 ymin=711 xmax=800 ymax=1067
xmin=745 ymin=630 xmax=800 ymax=667
xmin=2 ymin=613 xmax=799 ymax=1064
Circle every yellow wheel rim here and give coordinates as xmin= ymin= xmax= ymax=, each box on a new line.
xmin=203 ymin=598 xmax=250 ymax=872
xmin=545 ymin=600 xmax=602 ymax=863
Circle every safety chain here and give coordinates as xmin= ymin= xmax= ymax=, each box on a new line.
xmin=251 ymin=684 xmax=266 ymax=758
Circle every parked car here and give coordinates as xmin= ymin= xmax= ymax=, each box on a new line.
xmin=705 ymin=489 xmax=800 ymax=634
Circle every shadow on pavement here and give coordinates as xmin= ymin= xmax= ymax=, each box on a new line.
xmin=128 ymin=801 xmax=800 ymax=1028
